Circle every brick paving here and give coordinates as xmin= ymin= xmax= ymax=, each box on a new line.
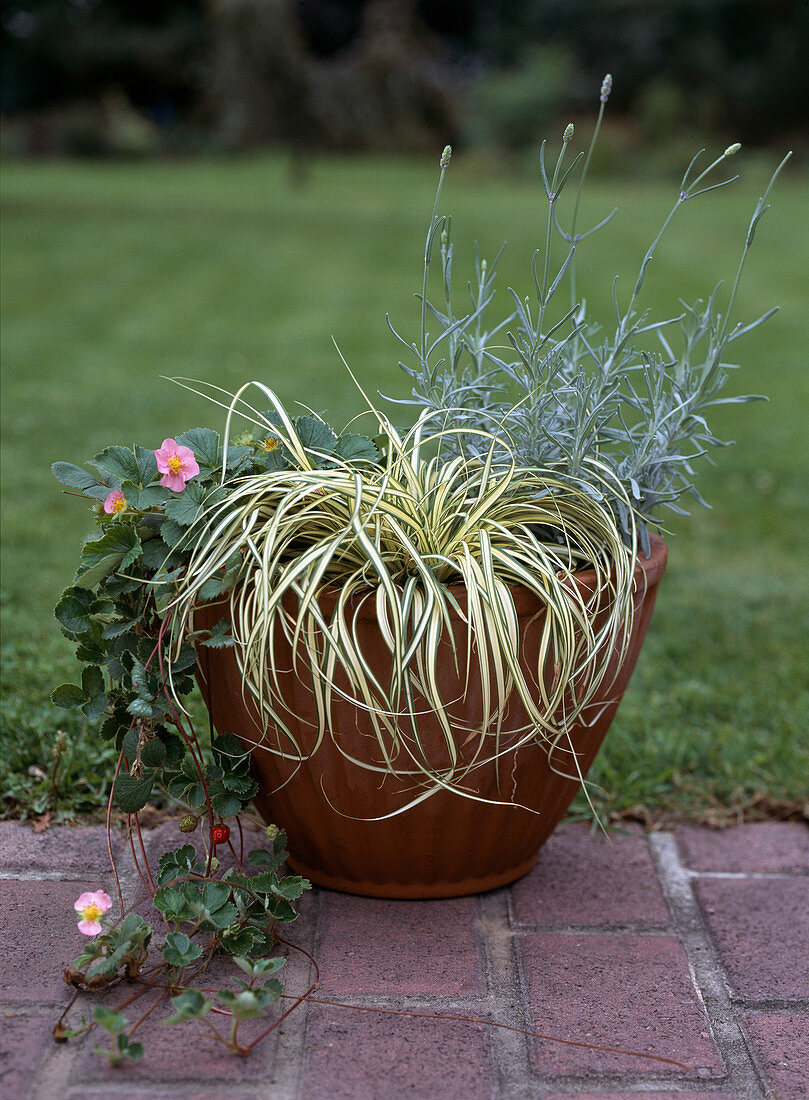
xmin=1 ymin=819 xmax=807 ymax=1099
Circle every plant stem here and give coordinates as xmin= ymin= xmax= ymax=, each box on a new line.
xmin=718 ymin=150 xmax=792 ymax=344
xmin=568 ymin=99 xmax=607 ymax=309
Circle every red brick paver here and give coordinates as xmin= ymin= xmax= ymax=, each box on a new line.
xmin=676 ymin=822 xmax=809 ymax=873
xmin=300 ymin=1007 xmax=497 ymax=1099
xmin=522 ymin=932 xmax=723 ymax=1076
xmin=743 ymin=1011 xmax=809 ymax=1100
xmin=1 ymin=818 xmax=807 ymax=1099
xmin=512 ymin=822 xmax=669 ymax=927
xmin=315 ymin=893 xmax=484 ymax=997
xmin=0 ymin=879 xmax=115 ymax=1003
xmin=695 ymin=876 xmax=809 ymax=999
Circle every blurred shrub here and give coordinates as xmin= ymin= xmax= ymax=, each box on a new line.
xmin=3 ymin=0 xmax=807 ymax=154
xmin=463 ymin=45 xmax=574 ymax=150
xmin=467 ymin=0 xmax=808 ymax=146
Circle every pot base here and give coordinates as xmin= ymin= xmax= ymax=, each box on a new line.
xmin=286 ymin=851 xmax=540 ymax=899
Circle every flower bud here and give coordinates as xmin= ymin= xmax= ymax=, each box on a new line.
xmin=600 ymin=74 xmax=613 ymax=103
xmin=178 ymin=814 xmax=198 ymax=833
xmin=724 ymin=143 xmax=741 ymax=157
xmin=563 ymin=123 xmax=574 ymax=144
xmin=440 ymin=145 xmax=452 ymax=169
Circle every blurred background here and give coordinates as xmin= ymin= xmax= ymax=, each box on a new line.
xmin=2 ymin=0 xmax=808 ymax=824
xmin=2 ymin=0 xmax=807 ymax=161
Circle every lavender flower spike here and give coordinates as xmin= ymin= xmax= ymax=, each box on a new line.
xmin=600 ymin=74 xmax=613 ymax=103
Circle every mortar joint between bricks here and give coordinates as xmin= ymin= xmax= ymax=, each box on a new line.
xmin=648 ymin=831 xmax=770 ymax=1099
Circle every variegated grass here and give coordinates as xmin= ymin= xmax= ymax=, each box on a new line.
xmin=170 ymin=381 xmax=640 ymax=809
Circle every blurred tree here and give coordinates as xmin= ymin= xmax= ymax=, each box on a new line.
xmin=1 ymin=1 xmax=206 ymax=116
xmin=206 ymin=0 xmax=459 ymax=152
xmin=2 ymin=0 xmax=806 ymax=151
xmin=205 ymin=0 xmax=317 ymax=149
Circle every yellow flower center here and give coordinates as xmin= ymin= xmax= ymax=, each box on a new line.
xmin=260 ymin=436 xmax=279 ymax=453
xmin=112 ymin=496 xmax=127 ymax=514
xmin=81 ymin=903 xmax=103 ymax=922
xmin=167 ymin=454 xmax=185 ymax=474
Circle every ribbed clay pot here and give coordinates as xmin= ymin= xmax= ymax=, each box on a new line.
xmin=195 ymin=535 xmax=667 ymax=898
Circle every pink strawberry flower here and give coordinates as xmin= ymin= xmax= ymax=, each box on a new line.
xmin=154 ymin=438 xmax=200 ymax=492
xmin=103 ymin=489 xmax=128 ymax=515
xmin=74 ymin=890 xmax=112 ymax=936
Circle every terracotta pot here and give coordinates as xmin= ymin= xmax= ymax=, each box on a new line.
xmin=195 ymin=535 xmax=667 ymax=898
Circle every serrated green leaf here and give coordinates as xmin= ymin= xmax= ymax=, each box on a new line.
xmin=175 ymin=428 xmax=219 ymax=470
xmin=54 ymin=587 xmax=94 ymax=635
xmin=157 ymin=844 xmax=199 ymax=886
xmin=203 ymin=901 xmax=239 ymax=929
xmin=93 ymin=1006 xmax=127 ymax=1034
xmin=220 ymin=774 xmax=256 ymax=796
xmin=213 ymin=732 xmax=250 ymax=765
xmin=211 ymin=791 xmax=242 ymax=818
xmin=75 ymin=620 xmax=106 ymax=664
xmin=221 ymin=928 xmax=263 ymax=955
xmin=233 ymin=954 xmax=285 ymax=978
xmin=202 ymin=882 xmax=232 ymax=912
xmin=197 ymin=574 xmax=225 ymax=601
xmin=153 ymin=886 xmax=192 ymax=919
xmin=132 ymin=484 xmax=171 ymax=508
xmin=141 ymin=738 xmax=167 ymax=768
xmin=162 ymin=931 xmax=203 ymax=967
xmin=102 ymin=618 xmax=140 ymax=639
xmin=75 ymin=524 xmax=141 ymax=588
xmin=116 ymin=1035 xmax=143 ymax=1061
xmin=91 ymin=446 xmax=141 ymax=484
xmin=247 ymin=848 xmax=284 ymax=872
xmin=134 ymin=445 xmax=159 ymax=485
xmin=51 ymin=683 xmax=87 ymax=709
xmin=113 ymin=773 xmax=155 ymax=813
xmin=334 ymin=433 xmax=379 ymax=465
xmin=165 ymin=990 xmax=211 ymax=1024
xmin=126 ymin=696 xmax=157 ymax=719
xmin=224 ymin=444 xmax=253 ymax=472
xmin=140 ymin=536 xmax=172 ymax=570
xmin=52 ymin=461 xmax=107 ymax=494
xmin=159 ymin=518 xmax=186 ymax=548
xmin=81 ymin=664 xmax=105 ymax=697
xmin=81 ymin=664 xmax=107 ymax=719
xmin=170 ymin=643 xmax=198 ymax=674
xmin=215 ymin=988 xmax=267 ymax=1019
xmin=272 ymin=875 xmax=310 ymax=900
xmin=199 ymin=617 xmax=235 ymax=647
xmin=164 ymin=481 xmax=206 ymax=526
xmin=294 ymin=416 xmax=337 ymax=458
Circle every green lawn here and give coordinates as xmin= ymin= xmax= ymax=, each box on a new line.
xmin=2 ymin=151 xmax=807 ymax=822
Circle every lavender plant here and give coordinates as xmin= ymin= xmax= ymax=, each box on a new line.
xmin=391 ymin=77 xmax=791 ymax=553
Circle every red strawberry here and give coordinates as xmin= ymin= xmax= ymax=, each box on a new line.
xmin=211 ymin=824 xmax=230 ymax=846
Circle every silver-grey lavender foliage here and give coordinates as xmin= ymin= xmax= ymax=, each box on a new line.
xmin=389 ymin=79 xmax=790 ymax=554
